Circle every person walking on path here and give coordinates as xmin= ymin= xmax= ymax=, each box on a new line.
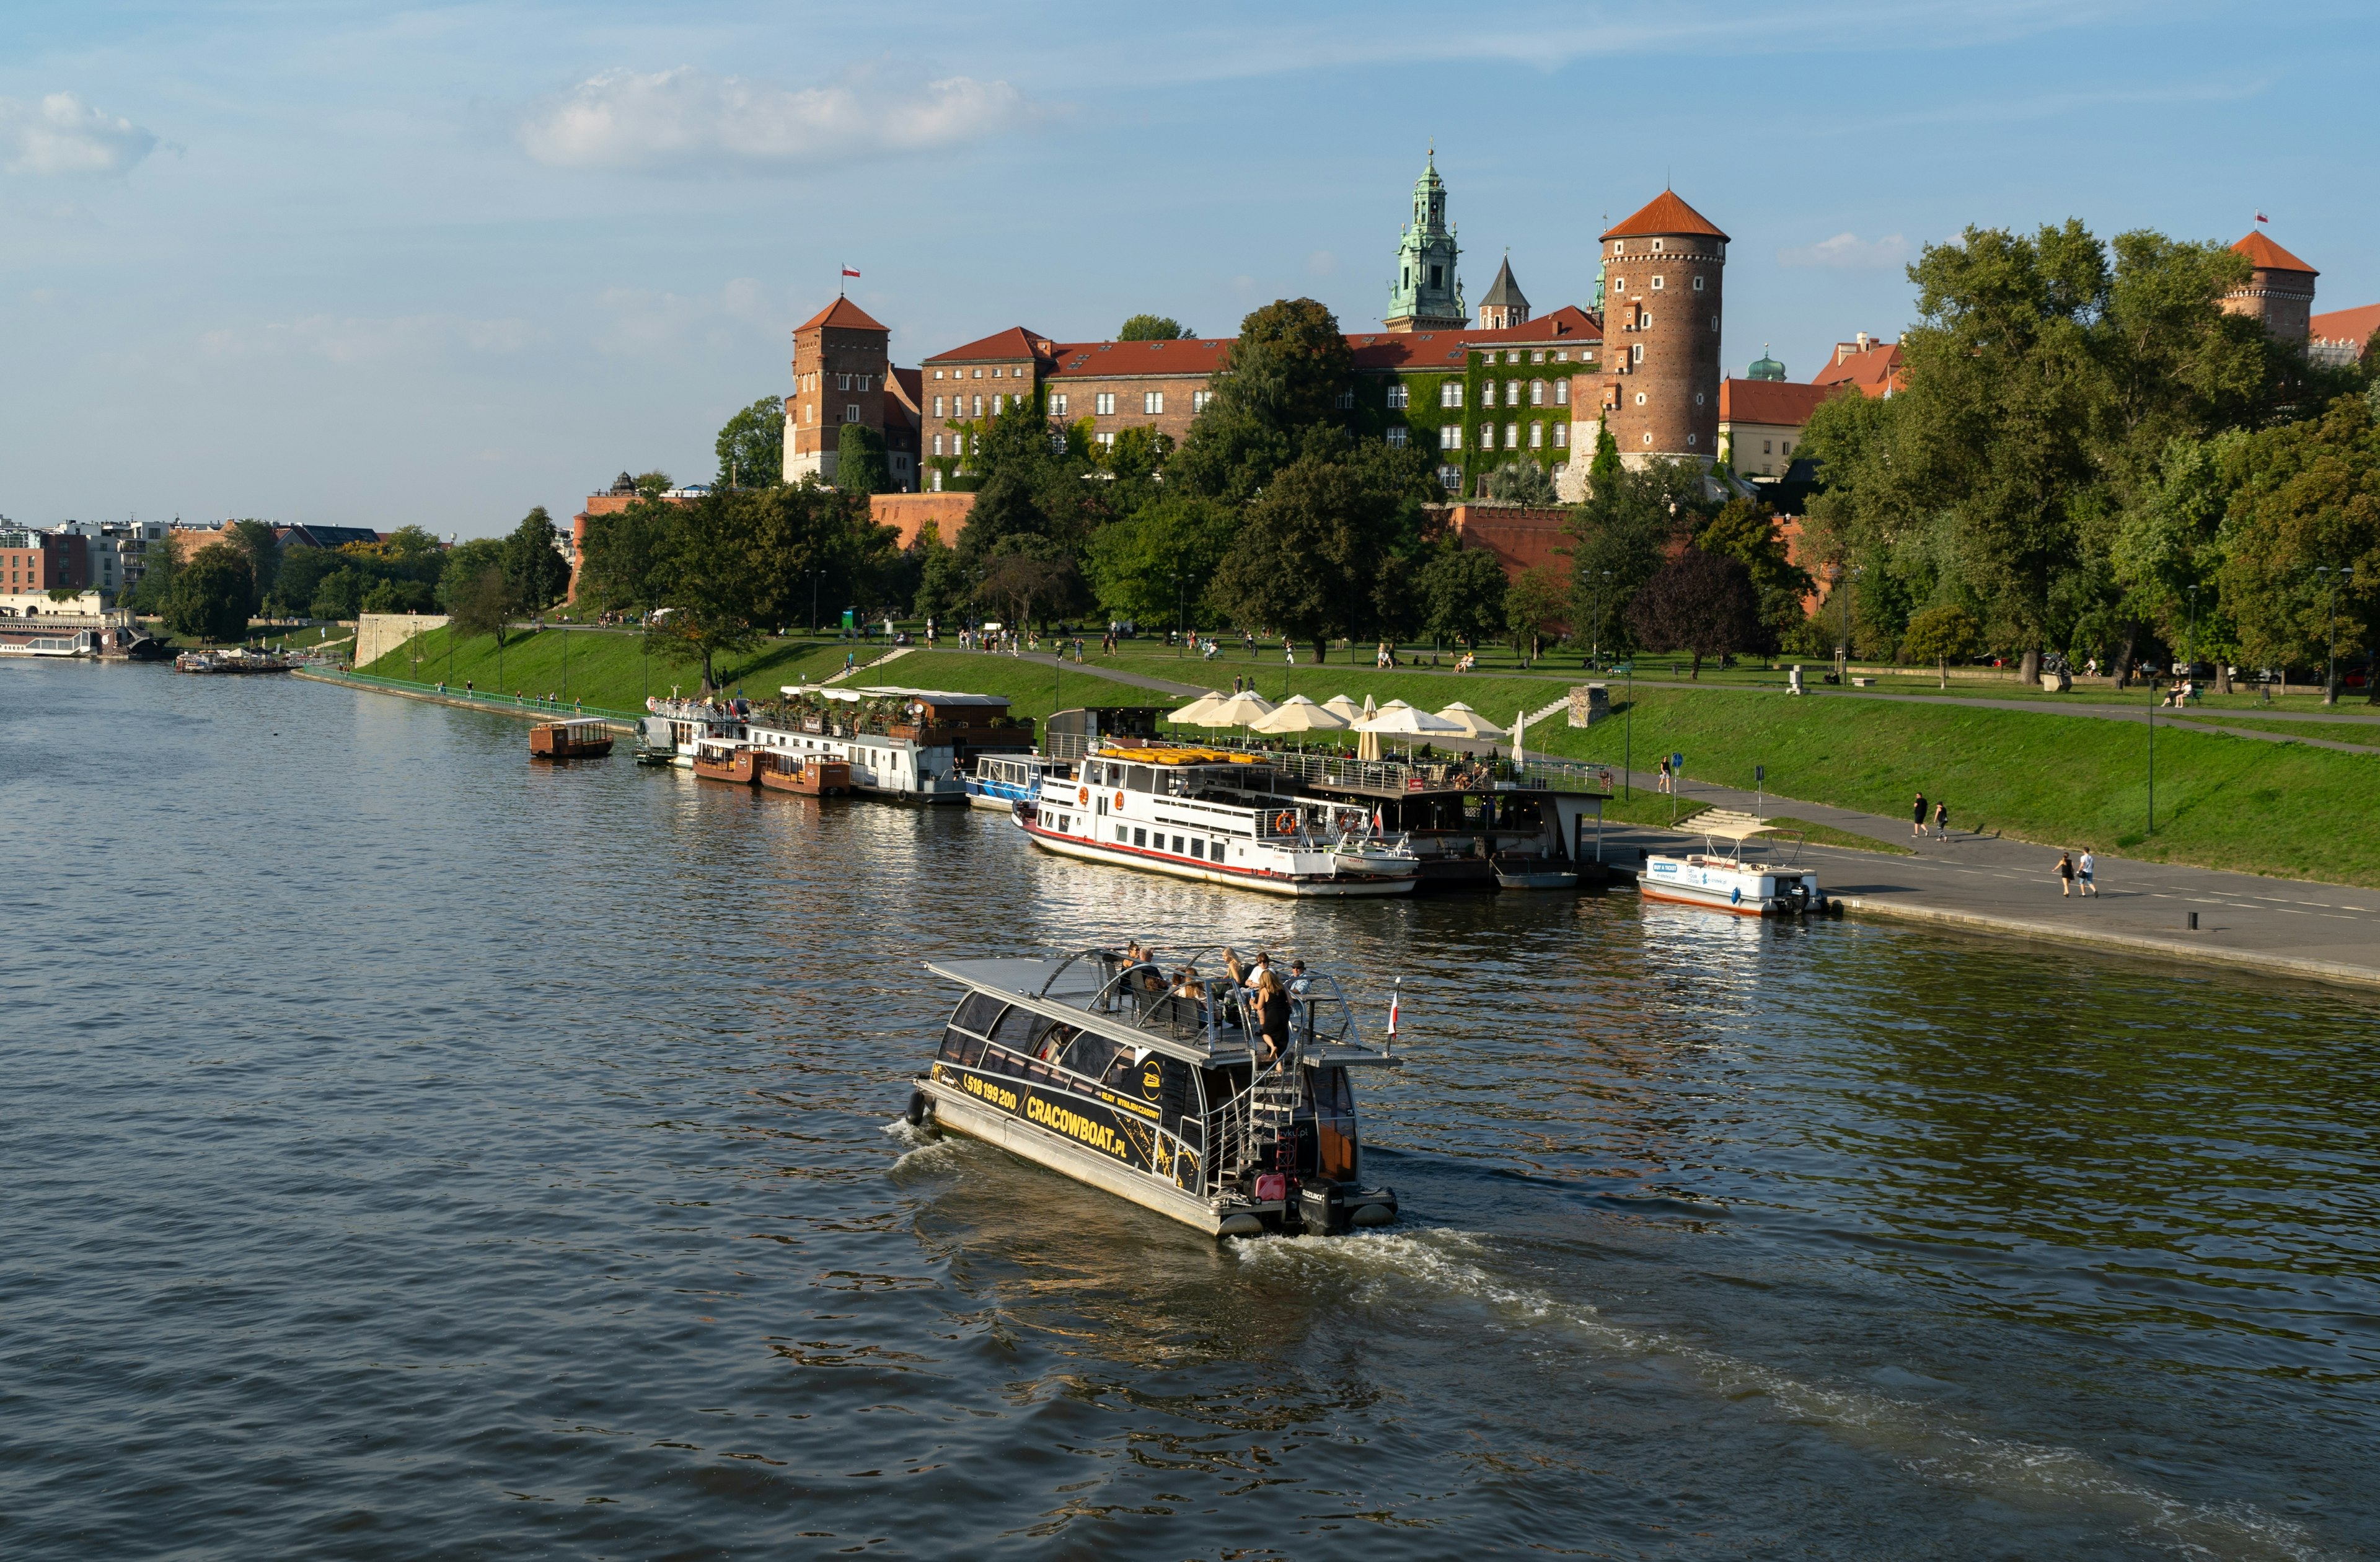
xmin=1913 ymin=792 xmax=1928 ymax=840
xmin=2056 ymin=851 xmax=2076 ymax=896
xmin=2078 ymin=848 xmax=2098 ymax=897
xmin=1933 ymin=800 xmax=1949 ymax=840
xmin=1656 ymin=756 xmax=1673 ymax=795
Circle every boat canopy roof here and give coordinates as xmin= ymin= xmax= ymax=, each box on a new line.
xmin=1693 ymin=808 xmax=1783 ymax=842
xmin=1095 ymin=745 xmax=1266 ymax=766
xmin=925 ymin=950 xmax=1398 ymax=1069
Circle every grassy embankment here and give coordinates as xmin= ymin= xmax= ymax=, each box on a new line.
xmin=355 ymin=626 xmax=895 ymax=712
xmin=888 ymin=652 xmax=2380 ymax=888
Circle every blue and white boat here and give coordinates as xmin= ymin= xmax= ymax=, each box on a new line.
xmin=966 ymin=752 xmax=1071 ymax=811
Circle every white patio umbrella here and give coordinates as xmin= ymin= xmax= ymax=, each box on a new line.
xmin=1166 ymin=690 xmax=1230 ymax=727
xmin=1512 ymin=707 xmax=1527 ymax=765
xmin=1321 ymin=694 xmax=1364 ymax=721
xmin=1208 ymin=689 xmax=1276 ymax=728
xmin=1434 ymin=701 xmax=1509 ymax=739
xmin=1355 ymin=693 xmax=1384 ymax=759
xmin=1358 ymin=700 xmax=1499 ymax=757
xmin=1248 ymin=694 xmax=1347 ymax=735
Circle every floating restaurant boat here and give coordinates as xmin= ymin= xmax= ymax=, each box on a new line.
xmin=736 ymin=684 xmax=1032 ymax=805
xmin=635 ymin=697 xmax=746 ymax=767
xmin=758 ymin=751 xmax=851 ymax=796
xmin=1018 ymin=746 xmax=1420 ymax=897
xmin=1638 ymin=810 xmax=1830 ymax=916
xmin=174 ymin=647 xmax=293 ymax=674
xmin=529 ymin=718 xmax=614 ymax=761
xmin=908 ymin=947 xmax=1401 ymax=1238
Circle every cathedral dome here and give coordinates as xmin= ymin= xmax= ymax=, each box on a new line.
xmin=1747 ymin=345 xmax=1786 ymax=382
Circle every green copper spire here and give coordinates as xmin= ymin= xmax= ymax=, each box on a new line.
xmin=1385 ymin=149 xmax=1463 ymax=332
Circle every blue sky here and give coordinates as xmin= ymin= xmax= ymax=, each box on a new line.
xmin=4 ymin=1 xmax=2373 ymax=537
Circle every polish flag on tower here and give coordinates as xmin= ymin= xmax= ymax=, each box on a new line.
xmin=2254 ymin=212 xmax=2269 ymax=225
xmin=842 ymin=266 xmax=862 ymax=277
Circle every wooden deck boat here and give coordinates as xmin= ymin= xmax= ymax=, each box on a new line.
xmin=529 ymin=718 xmax=614 ymax=760
xmin=758 ymin=751 xmax=851 ymax=796
xmin=909 ymin=948 xmax=1401 ymax=1238
xmin=1639 ymin=810 xmax=1831 ymax=916
xmin=690 ymin=738 xmax=760 ymax=785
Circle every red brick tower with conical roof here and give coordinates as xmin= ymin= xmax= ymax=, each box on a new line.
xmin=785 ymin=296 xmax=892 ymax=483
xmin=1595 ymin=191 xmax=1728 ymax=470
xmin=2221 ymin=231 xmax=2318 ymax=343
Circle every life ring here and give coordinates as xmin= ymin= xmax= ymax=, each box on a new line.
xmin=1274 ymin=811 xmax=1297 ymax=834
xmin=1077 ymin=786 xmax=1089 ymax=804
xmin=1114 ymin=791 xmax=1126 ymax=808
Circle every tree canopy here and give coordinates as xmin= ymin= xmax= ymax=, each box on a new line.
xmin=715 ymin=395 xmax=786 ymax=488
xmin=1118 ymin=314 xmax=1190 ymax=341
xmin=1170 ymin=297 xmax=1354 ymax=504
xmin=1624 ymin=546 xmax=1760 ymax=679
xmin=165 ymin=544 xmax=253 ymax=643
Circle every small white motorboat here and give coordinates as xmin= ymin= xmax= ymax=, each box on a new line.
xmin=1638 ymin=810 xmax=1830 ymax=916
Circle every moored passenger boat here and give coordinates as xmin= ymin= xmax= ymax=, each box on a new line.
xmin=1018 ymin=746 xmax=1418 ymax=897
xmin=1638 ymin=810 xmax=1831 ymax=916
xmin=909 ymin=948 xmax=1400 ymax=1238
xmin=636 ymin=697 xmax=745 ymax=767
xmin=758 ymin=751 xmax=850 ymax=795
xmin=966 ymin=751 xmax=1069 ymax=811
xmin=691 ymin=737 xmax=760 ymax=785
xmin=529 ymin=718 xmax=614 ymax=760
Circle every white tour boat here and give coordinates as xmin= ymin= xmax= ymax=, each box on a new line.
xmin=1637 ymin=810 xmax=1831 ymax=916
xmin=1018 ymin=745 xmax=1419 ymax=898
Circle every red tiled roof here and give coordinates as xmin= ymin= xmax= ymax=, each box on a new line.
xmin=2311 ymin=302 xmax=2380 ymax=353
xmin=797 ymin=296 xmax=888 ymax=332
xmin=1602 ymin=190 xmax=1729 ymax=242
xmin=923 ymin=326 xmax=1056 ymax=363
xmin=2231 ymin=232 xmax=2317 ymax=275
xmin=1045 ymin=337 xmax=1233 ymax=378
xmin=1719 ymin=379 xmax=1841 ymax=426
xmin=888 ymin=366 xmax=923 ymax=412
xmin=1349 ymin=305 xmax=1604 ymax=369
xmin=1812 ymin=340 xmax=1905 ymax=398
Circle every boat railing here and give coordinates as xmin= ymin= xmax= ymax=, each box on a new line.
xmin=1233 ymin=745 xmax=1615 ymax=798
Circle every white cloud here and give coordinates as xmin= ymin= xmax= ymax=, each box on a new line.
xmin=519 ymin=66 xmax=1039 ymax=172
xmin=200 ymin=314 xmax=531 ymax=364
xmin=0 ymin=92 xmax=157 ymax=177
xmin=1778 ymin=232 xmax=1913 ymax=270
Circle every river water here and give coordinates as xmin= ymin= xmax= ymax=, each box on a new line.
xmin=4 ymin=664 xmax=2376 ymax=1560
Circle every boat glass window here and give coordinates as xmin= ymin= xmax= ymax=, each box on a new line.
xmin=1126 ymin=765 xmax=1155 ymax=792
xmin=1311 ymin=1066 xmax=1359 ymax=1183
xmin=950 ymin=993 xmax=1004 ymax=1038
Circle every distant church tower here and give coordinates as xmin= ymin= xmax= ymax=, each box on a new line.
xmin=1385 ymin=152 xmax=1464 ymax=333
xmin=1478 ymin=253 xmax=1530 ymax=329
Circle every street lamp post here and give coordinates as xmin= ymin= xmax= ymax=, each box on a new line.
xmin=1591 ymin=570 xmax=1612 ymax=669
xmin=1621 ymin=660 xmax=1633 ymax=800
xmin=1834 ymin=563 xmax=1860 ymax=686
xmin=1173 ymin=571 xmax=1185 ymax=656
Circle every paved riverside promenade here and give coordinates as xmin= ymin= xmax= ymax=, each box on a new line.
xmin=1596 ymin=769 xmax=2380 ymax=991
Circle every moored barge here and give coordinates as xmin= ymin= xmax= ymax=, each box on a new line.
xmin=529 ymin=718 xmax=614 ymax=760
xmin=909 ymin=948 xmax=1400 ymax=1238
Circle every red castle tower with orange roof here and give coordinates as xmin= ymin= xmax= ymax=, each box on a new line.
xmin=2220 ymin=230 xmax=2318 ymax=342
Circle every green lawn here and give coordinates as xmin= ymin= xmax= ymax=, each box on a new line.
xmin=356 ymin=625 xmax=885 ymax=712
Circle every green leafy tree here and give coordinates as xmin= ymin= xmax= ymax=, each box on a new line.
xmin=2216 ymin=392 xmax=2379 ymax=697
xmin=573 ymin=498 xmax=678 ymax=617
xmin=361 ymin=577 xmax=436 ymax=614
xmin=649 ymin=491 xmax=762 ymax=691
xmin=2111 ymin=433 xmax=2246 ymax=685
xmin=1478 ymin=461 xmax=1558 ymax=505
xmin=1414 ymin=544 xmax=1508 ymax=649
xmin=499 ymin=506 xmax=572 ymax=613
xmin=716 ymin=394 xmax=787 ymax=488
xmin=974 ymin=537 xmax=1085 ymax=631
xmin=309 ymin=567 xmax=369 ymax=621
xmin=1170 ymin=298 xmax=1355 ymax=503
xmin=954 ymin=466 xmax=1049 ymax=571
xmin=835 ymin=423 xmax=893 ymax=495
xmin=1695 ymin=497 xmax=1812 ymax=650
xmin=1902 ymin=602 xmax=1983 ymax=687
xmin=1505 ymin=562 xmax=1569 ymax=659
xmin=1586 ymin=420 xmax=1623 ymax=493
xmin=1083 ymin=495 xmax=1236 ymax=627
xmin=130 ymin=530 xmax=181 ymax=614
xmin=435 ymin=537 xmax=506 ymax=612
xmin=910 ymin=521 xmax=966 ymax=624
xmin=1564 ymin=457 xmax=1710 ymax=654
xmin=165 ymin=545 xmax=254 ymax=643
xmin=447 ymin=565 xmax=514 ymax=648
xmin=744 ymin=483 xmax=883 ymax=631
xmin=226 ymin=520 xmax=281 ymax=612
xmin=1623 ymin=546 xmax=1760 ymax=679
xmin=1119 ymin=314 xmax=1190 ymax=341
xmin=1209 ymin=452 xmax=1399 ymax=661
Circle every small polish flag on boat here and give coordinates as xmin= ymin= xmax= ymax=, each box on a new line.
xmin=842 ymin=266 xmax=862 ymax=277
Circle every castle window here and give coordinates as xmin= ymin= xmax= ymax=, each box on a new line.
xmin=1145 ymin=391 xmax=1166 ymax=415
xmin=933 ymin=434 xmax=945 ymax=456
xmin=837 ymin=373 xmax=851 ymax=390
xmin=1635 ymin=391 xmax=1647 ymax=405
xmin=1644 ymin=433 xmax=1654 ymax=444
xmin=1695 ymin=392 xmax=1704 ymax=407
xmin=1763 ymin=440 xmax=1773 ymax=454
xmin=1098 ymin=431 xmax=1116 ymax=448
xmin=1632 ymin=344 xmax=1644 ymax=363
xmin=1529 ymin=423 xmax=1543 ymax=449
xmin=1693 ymin=275 xmax=1706 ymax=291
xmin=933 ymin=396 xmax=945 ymax=417
xmin=1506 ymin=351 xmax=1520 ymax=364
xmin=1652 ymin=239 xmax=1665 ymax=252
xmin=1553 ymin=423 xmax=1568 ymax=447
xmin=845 ymin=404 xmax=860 ymax=422
xmin=1555 ymin=381 xmax=1569 ymax=405
xmin=1050 ymin=393 xmax=1069 ymax=415
xmin=1442 ymin=425 xmax=1462 ymax=449
xmin=992 ymin=394 xmax=1005 ymax=413
xmin=1612 ymin=278 xmax=1625 ymax=293
xmin=1430 ymin=265 xmax=1443 ymax=288
xmin=1554 ymin=350 xmax=1567 ymax=362
xmin=1194 ymin=390 xmax=1213 ymax=412
xmin=934 ymin=369 xmax=945 ymax=379
xmin=1332 ymin=390 xmax=1354 ymax=410
xmin=1651 ymin=275 xmax=1665 ymax=291
xmin=1095 ymin=392 xmax=1116 ymax=415
xmin=1386 ymin=384 xmax=1409 ymax=409
xmin=1686 ymin=433 xmax=1696 ymax=445
xmin=1711 ymin=315 xmax=1720 ymax=330
xmin=972 ymin=368 xmax=983 ymax=378
xmin=1530 ymin=380 xmax=1545 ymax=406
xmin=1440 ymin=382 xmax=1463 ymax=408
xmin=972 ymin=395 xmax=984 ymax=416
xmin=1504 ymin=422 xmax=1520 ymax=448
xmin=1386 ymin=426 xmax=1408 ymax=447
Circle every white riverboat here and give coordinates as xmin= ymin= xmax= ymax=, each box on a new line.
xmin=1638 ymin=810 xmax=1830 ymax=916
xmin=635 ymin=697 xmax=746 ymax=767
xmin=907 ymin=946 xmax=1401 ymax=1238
xmin=966 ymin=752 xmax=1070 ymax=811
xmin=1018 ymin=746 xmax=1419 ymax=898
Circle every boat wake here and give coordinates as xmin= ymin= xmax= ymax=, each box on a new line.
xmin=1234 ymin=1229 xmax=2332 ymax=1562
xmin=881 ymin=1115 xmax=964 ymax=1174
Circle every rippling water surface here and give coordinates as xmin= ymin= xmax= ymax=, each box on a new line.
xmin=4 ymin=665 xmax=2376 ymax=1559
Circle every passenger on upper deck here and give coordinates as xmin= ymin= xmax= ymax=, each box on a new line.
xmin=1251 ymin=970 xmax=1290 ymax=1065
